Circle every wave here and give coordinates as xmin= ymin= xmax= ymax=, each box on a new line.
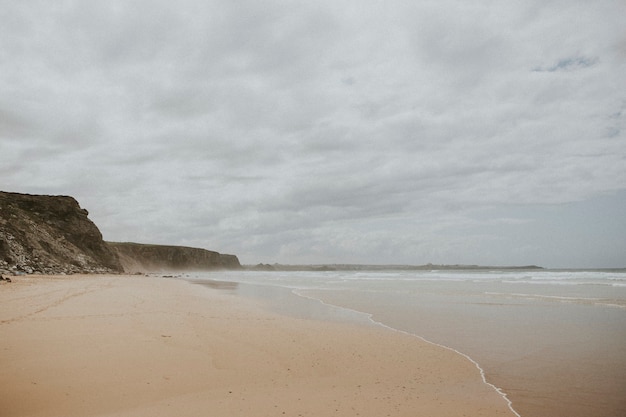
xmin=484 ymin=292 xmax=626 ymax=309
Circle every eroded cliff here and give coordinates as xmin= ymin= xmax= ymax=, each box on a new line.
xmin=0 ymin=191 xmax=242 ymax=275
xmin=0 ymin=191 xmax=123 ymax=274
xmin=108 ymin=242 xmax=241 ymax=273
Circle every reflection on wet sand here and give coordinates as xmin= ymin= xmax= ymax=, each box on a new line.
xmin=191 ymin=279 xmax=239 ymax=291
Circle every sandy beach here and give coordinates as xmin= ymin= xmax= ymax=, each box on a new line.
xmin=1 ymin=274 xmax=516 ymax=417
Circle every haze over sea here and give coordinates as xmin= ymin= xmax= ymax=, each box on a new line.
xmin=189 ymin=268 xmax=626 ymax=417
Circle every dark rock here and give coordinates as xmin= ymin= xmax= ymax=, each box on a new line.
xmin=250 ymin=263 xmax=276 ymax=271
xmin=1 ymin=191 xmax=242 ymax=276
xmin=0 ymin=191 xmax=123 ymax=274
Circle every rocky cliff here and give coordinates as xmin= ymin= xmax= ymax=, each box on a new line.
xmin=0 ymin=191 xmax=241 ymax=275
xmin=108 ymin=242 xmax=241 ymax=273
xmin=0 ymin=191 xmax=123 ymax=274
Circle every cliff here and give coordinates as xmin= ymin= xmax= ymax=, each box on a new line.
xmin=108 ymin=242 xmax=241 ymax=273
xmin=0 ymin=191 xmax=241 ymax=275
xmin=0 ymin=191 xmax=123 ymax=274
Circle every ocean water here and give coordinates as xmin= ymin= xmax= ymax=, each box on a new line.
xmin=187 ymin=269 xmax=626 ymax=417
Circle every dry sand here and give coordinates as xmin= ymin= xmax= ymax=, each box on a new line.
xmin=0 ymin=274 xmax=517 ymax=417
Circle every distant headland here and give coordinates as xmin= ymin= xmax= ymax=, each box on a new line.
xmin=248 ymin=263 xmax=544 ymax=272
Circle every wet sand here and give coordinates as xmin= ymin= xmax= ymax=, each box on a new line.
xmin=0 ymin=274 xmax=517 ymax=417
xmin=305 ymin=286 xmax=626 ymax=417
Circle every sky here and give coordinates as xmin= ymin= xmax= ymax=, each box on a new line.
xmin=1 ymin=1 xmax=625 ymax=268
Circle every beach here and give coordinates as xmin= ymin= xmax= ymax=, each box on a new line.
xmin=190 ymin=269 xmax=626 ymax=417
xmin=0 ymin=274 xmax=516 ymax=417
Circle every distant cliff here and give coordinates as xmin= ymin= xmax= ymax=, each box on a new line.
xmin=108 ymin=242 xmax=241 ymax=273
xmin=0 ymin=191 xmax=241 ymax=275
xmin=0 ymin=191 xmax=123 ymax=274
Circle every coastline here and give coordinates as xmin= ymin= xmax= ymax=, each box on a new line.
xmin=292 ymin=289 xmax=521 ymax=417
xmin=294 ymin=280 xmax=626 ymax=417
xmin=0 ymin=274 xmax=517 ymax=417
xmin=186 ymin=269 xmax=626 ymax=417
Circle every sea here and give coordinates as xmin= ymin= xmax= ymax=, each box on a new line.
xmin=185 ymin=268 xmax=626 ymax=417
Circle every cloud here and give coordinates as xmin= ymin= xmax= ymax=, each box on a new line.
xmin=533 ymin=56 xmax=599 ymax=72
xmin=1 ymin=0 xmax=625 ymax=267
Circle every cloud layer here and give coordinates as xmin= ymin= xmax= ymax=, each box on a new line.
xmin=2 ymin=1 xmax=625 ymax=267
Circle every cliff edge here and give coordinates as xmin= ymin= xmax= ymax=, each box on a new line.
xmin=0 ymin=191 xmax=123 ymax=274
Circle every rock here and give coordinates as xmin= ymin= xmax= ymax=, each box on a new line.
xmin=108 ymin=242 xmax=241 ymax=273
xmin=250 ymin=263 xmax=276 ymax=271
xmin=0 ymin=191 xmax=123 ymax=274
xmin=0 ymin=191 xmax=242 ymax=276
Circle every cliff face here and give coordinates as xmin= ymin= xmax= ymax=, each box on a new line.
xmin=0 ymin=191 xmax=123 ymax=274
xmin=108 ymin=242 xmax=241 ymax=273
xmin=0 ymin=191 xmax=242 ymax=275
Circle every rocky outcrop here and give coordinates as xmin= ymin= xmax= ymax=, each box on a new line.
xmin=108 ymin=242 xmax=241 ymax=273
xmin=0 ymin=191 xmax=123 ymax=275
xmin=0 ymin=191 xmax=242 ymax=275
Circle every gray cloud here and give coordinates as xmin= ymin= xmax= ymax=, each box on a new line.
xmin=1 ymin=0 xmax=625 ymax=268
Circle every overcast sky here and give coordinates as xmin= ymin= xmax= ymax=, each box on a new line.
xmin=2 ymin=1 xmax=625 ymax=268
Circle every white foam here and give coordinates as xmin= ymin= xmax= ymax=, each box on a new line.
xmin=484 ymin=292 xmax=626 ymax=309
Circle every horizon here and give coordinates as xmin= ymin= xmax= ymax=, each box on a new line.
xmin=2 ymin=1 xmax=625 ymax=269
xmin=240 ymin=262 xmax=626 ymax=271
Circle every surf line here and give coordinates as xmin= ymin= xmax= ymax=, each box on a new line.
xmin=292 ymin=288 xmax=522 ymax=417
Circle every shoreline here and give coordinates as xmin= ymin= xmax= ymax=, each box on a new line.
xmin=188 ymin=269 xmax=626 ymax=417
xmin=191 ymin=277 xmax=520 ymax=416
xmin=291 ymin=288 xmax=522 ymax=417
xmin=1 ymin=274 xmax=518 ymax=416
xmin=190 ymin=277 xmax=528 ymax=417
xmin=281 ymin=274 xmax=626 ymax=417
